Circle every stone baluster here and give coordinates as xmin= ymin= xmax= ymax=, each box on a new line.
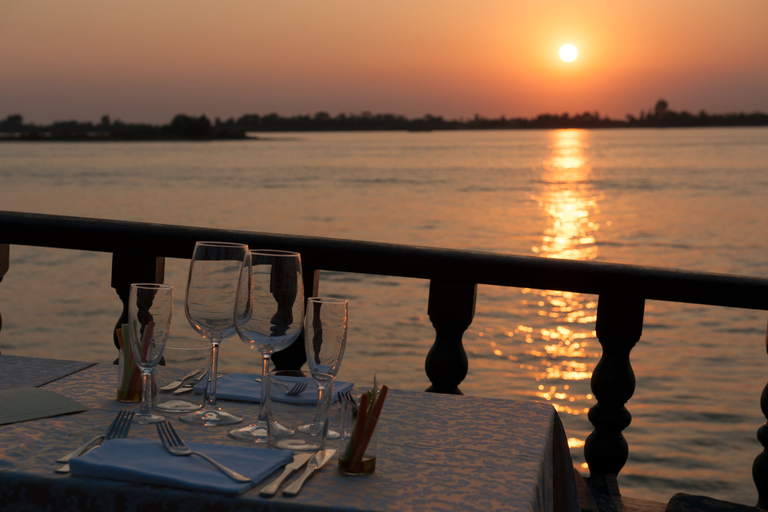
xmin=110 ymin=253 xmax=165 ymax=356
xmin=751 ymin=319 xmax=768 ymax=508
xmin=584 ymin=293 xmax=644 ymax=476
xmin=425 ymin=279 xmax=476 ymax=394
xmin=0 ymin=244 xmax=8 ymax=335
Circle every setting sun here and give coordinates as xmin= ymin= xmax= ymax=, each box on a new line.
xmin=559 ymin=44 xmax=578 ymax=62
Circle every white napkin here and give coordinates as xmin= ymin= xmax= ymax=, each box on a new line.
xmin=194 ymin=373 xmax=354 ymax=404
xmin=69 ymin=438 xmax=293 ymax=495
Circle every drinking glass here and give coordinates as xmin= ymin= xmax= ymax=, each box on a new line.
xmin=229 ymin=249 xmax=304 ymax=442
xmin=128 ymin=283 xmax=173 ymax=424
xmin=267 ymin=370 xmax=335 ymax=451
xmin=180 ymin=241 xmax=248 ymax=426
xmin=303 ymin=297 xmax=347 ymax=438
xmin=154 ymin=338 xmax=210 ymax=413
xmin=304 ymin=297 xmax=348 ymax=377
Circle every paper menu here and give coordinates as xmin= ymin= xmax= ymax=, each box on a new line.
xmin=0 ymin=387 xmax=88 ymax=425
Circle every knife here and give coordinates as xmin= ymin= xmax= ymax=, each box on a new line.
xmin=159 ymin=369 xmax=202 ymax=391
xmin=258 ymin=452 xmax=314 ymax=497
xmin=282 ymin=449 xmax=336 ymax=497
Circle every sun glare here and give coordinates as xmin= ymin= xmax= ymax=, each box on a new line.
xmin=559 ymin=44 xmax=578 ymax=62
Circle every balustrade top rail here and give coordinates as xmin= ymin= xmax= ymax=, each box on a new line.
xmin=1 ymin=210 xmax=768 ymax=310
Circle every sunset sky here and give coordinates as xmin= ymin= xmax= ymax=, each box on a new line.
xmin=2 ymin=0 xmax=767 ymax=125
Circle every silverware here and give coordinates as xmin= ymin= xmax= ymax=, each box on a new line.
xmin=282 ymin=449 xmax=336 ymax=497
xmin=156 ymin=420 xmax=251 ymax=483
xmin=56 ymin=435 xmax=102 ymax=464
xmin=56 ymin=409 xmax=134 ymax=463
xmin=173 ymin=370 xmax=213 ymax=394
xmin=56 ymin=410 xmax=134 ymax=473
xmin=258 ymin=452 xmax=314 ymax=497
xmin=340 ymin=391 xmax=359 ymax=416
xmin=284 ymin=382 xmax=307 ymax=396
xmin=256 ymin=378 xmax=308 ymax=396
xmin=159 ymin=369 xmax=203 ymax=391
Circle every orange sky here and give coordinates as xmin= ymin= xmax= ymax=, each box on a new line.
xmin=2 ymin=0 xmax=767 ymax=124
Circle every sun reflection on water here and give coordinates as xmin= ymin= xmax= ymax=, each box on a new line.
xmin=472 ymin=130 xmax=601 ymax=447
xmin=520 ymin=130 xmax=601 ymax=425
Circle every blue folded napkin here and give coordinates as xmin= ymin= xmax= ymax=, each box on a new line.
xmin=194 ymin=373 xmax=354 ymax=404
xmin=69 ymin=438 xmax=293 ymax=495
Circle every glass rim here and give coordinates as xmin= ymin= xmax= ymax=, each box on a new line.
xmin=248 ymin=248 xmax=301 ymax=257
xmin=307 ymin=296 xmax=347 ymax=304
xmin=130 ymin=283 xmax=173 ymax=289
xmin=194 ymin=240 xmax=248 ymax=248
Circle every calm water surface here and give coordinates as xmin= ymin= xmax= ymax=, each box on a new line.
xmin=1 ymin=128 xmax=767 ymax=504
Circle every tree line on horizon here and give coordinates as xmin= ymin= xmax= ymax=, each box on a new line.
xmin=1 ymin=100 xmax=767 ymax=140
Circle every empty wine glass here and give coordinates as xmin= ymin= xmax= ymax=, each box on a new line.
xmin=128 ymin=283 xmax=173 ymax=424
xmin=180 ymin=241 xmax=248 ymax=427
xmin=304 ymin=297 xmax=348 ymax=377
xmin=229 ymin=249 xmax=304 ymax=442
xmin=303 ymin=297 xmax=347 ymax=437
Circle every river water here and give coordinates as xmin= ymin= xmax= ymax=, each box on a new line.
xmin=1 ymin=128 xmax=767 ymax=504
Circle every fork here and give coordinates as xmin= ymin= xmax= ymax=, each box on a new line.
xmin=56 ymin=410 xmax=135 ymax=473
xmin=155 ymin=420 xmax=251 ymax=483
xmin=339 ymin=391 xmax=358 ymax=415
xmin=284 ymin=382 xmax=307 ymax=396
xmin=256 ymin=378 xmax=307 ymax=396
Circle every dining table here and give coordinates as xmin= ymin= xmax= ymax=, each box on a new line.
xmin=0 ymin=354 xmax=580 ymax=512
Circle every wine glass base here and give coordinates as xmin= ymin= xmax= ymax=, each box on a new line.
xmin=296 ymin=423 xmax=340 ymax=439
xmin=229 ymin=423 xmax=269 ymax=442
xmin=156 ymin=400 xmax=202 ymax=413
xmin=134 ymin=412 xmax=165 ymax=424
xmin=179 ymin=408 xmax=243 ymax=427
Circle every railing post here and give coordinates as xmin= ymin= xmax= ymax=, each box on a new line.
xmin=0 ymin=244 xmax=8 ymax=335
xmin=425 ymin=279 xmax=475 ymax=394
xmin=272 ymin=263 xmax=320 ymax=370
xmin=110 ymin=253 xmax=165 ymax=355
xmin=752 ymin=319 xmax=768 ymax=508
xmin=585 ymin=293 xmax=644 ymax=477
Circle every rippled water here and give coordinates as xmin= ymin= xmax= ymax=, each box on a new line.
xmin=1 ymin=128 xmax=767 ymax=504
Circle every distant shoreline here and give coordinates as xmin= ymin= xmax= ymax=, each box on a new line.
xmin=0 ymin=132 xmax=258 ymax=142
xmin=2 ymin=101 xmax=767 ymax=141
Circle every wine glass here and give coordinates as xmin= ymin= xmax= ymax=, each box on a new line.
xmin=180 ymin=241 xmax=248 ymax=426
xmin=128 ymin=283 xmax=173 ymax=424
xmin=303 ymin=297 xmax=347 ymax=437
xmin=229 ymin=249 xmax=304 ymax=442
xmin=304 ymin=297 xmax=348 ymax=377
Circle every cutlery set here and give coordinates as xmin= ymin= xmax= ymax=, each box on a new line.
xmin=257 ymin=449 xmax=336 ymax=497
xmin=159 ymin=369 xmax=204 ymax=392
xmin=171 ymin=372 xmax=223 ymax=394
xmin=56 ymin=410 xmax=335 ymax=496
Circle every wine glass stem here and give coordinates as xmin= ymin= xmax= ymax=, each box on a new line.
xmin=204 ymin=340 xmax=221 ymax=410
xmin=316 ymin=383 xmax=326 ymax=407
xmin=140 ymin=368 xmax=152 ymax=416
xmin=311 ymin=383 xmax=328 ymax=423
xmin=257 ymin=353 xmax=270 ymax=423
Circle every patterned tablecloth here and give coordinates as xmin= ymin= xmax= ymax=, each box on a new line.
xmin=0 ymin=355 xmax=579 ymax=512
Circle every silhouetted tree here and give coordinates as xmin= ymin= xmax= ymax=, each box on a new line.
xmin=1 ymin=114 xmax=23 ymax=129
xmin=168 ymin=115 xmax=213 ymax=139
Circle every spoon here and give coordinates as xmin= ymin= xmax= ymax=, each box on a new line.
xmin=160 ymin=369 xmax=203 ymax=392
